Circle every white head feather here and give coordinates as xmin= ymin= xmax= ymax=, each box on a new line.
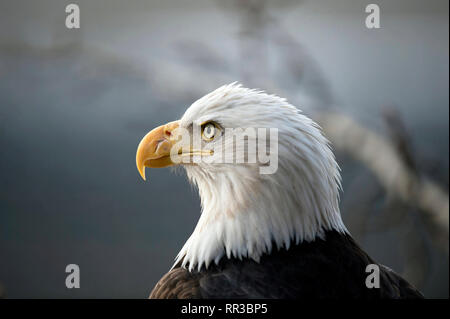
xmin=174 ymin=83 xmax=347 ymax=271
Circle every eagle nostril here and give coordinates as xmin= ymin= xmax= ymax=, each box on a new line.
xmin=154 ymin=139 xmax=165 ymax=153
xmin=155 ymin=138 xmax=172 ymax=155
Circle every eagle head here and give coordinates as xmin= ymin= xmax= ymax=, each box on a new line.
xmin=136 ymin=83 xmax=346 ymax=271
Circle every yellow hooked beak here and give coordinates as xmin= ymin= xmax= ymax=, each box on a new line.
xmin=136 ymin=120 xmax=214 ymax=181
xmin=136 ymin=121 xmax=180 ymax=181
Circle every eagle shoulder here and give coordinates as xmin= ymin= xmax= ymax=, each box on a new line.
xmin=379 ymin=265 xmax=424 ymax=299
xmin=149 ymin=266 xmax=201 ymax=299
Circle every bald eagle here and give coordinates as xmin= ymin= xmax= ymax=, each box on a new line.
xmin=136 ymin=83 xmax=423 ymax=299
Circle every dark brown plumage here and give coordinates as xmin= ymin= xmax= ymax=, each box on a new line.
xmin=149 ymin=230 xmax=423 ymax=299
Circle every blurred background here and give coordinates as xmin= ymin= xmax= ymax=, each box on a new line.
xmin=0 ymin=0 xmax=448 ymax=298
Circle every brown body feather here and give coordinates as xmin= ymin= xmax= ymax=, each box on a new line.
xmin=149 ymin=231 xmax=423 ymax=299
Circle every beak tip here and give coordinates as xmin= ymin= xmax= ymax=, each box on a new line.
xmin=139 ymin=167 xmax=146 ymax=181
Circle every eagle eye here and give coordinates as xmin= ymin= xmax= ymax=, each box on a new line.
xmin=201 ymin=122 xmax=218 ymax=141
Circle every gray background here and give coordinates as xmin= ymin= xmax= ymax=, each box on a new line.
xmin=0 ymin=0 xmax=448 ymax=298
